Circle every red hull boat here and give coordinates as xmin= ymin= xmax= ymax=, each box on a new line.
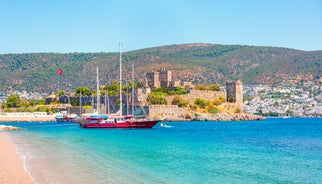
xmin=80 ymin=116 xmax=160 ymax=129
xmin=80 ymin=119 xmax=159 ymax=128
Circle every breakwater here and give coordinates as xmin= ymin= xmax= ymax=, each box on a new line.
xmin=0 ymin=112 xmax=55 ymax=122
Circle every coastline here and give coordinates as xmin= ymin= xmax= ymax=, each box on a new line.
xmin=0 ymin=113 xmax=265 ymax=122
xmin=0 ymin=132 xmax=34 ymax=184
xmin=0 ymin=113 xmax=55 ymax=122
xmin=160 ymin=112 xmax=265 ymax=122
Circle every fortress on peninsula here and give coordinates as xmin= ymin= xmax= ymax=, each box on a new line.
xmin=140 ymin=68 xmax=244 ymax=120
xmin=46 ymin=68 xmax=245 ymax=121
xmin=143 ymin=68 xmax=242 ymax=104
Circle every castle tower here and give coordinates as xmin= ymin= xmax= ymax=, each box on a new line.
xmin=234 ymin=80 xmax=243 ymax=105
xmin=146 ymin=71 xmax=160 ymax=89
xmin=159 ymin=68 xmax=172 ymax=87
xmin=226 ymin=80 xmax=243 ymax=105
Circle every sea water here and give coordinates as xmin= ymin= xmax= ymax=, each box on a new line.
xmin=6 ymin=118 xmax=322 ymax=184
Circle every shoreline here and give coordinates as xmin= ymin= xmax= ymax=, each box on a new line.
xmin=0 ymin=132 xmax=35 ymax=184
xmin=0 ymin=114 xmax=55 ymax=122
xmin=159 ymin=112 xmax=266 ymax=122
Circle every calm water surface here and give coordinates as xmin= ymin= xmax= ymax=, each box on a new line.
xmin=5 ymin=118 xmax=322 ymax=184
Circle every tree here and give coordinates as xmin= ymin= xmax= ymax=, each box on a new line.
xmin=148 ymin=92 xmax=168 ymax=105
xmin=208 ymin=106 xmax=221 ymax=114
xmin=6 ymin=95 xmax=22 ymax=108
xmin=194 ymin=84 xmax=207 ymax=90
xmin=213 ymin=96 xmax=226 ymax=106
xmin=58 ymin=90 xmax=65 ymax=96
xmin=50 ymin=99 xmax=60 ymax=105
xmin=228 ymin=96 xmax=235 ymax=103
xmin=175 ymin=86 xmax=187 ymax=95
xmin=285 ymin=108 xmax=293 ymax=117
xmin=273 ymin=102 xmax=279 ymax=107
xmin=194 ymin=98 xmax=207 ymax=108
xmin=172 ymin=95 xmax=189 ymax=107
xmin=36 ymin=106 xmax=52 ymax=112
xmin=17 ymin=106 xmax=34 ymax=112
xmin=75 ymin=86 xmax=91 ymax=96
xmin=70 ymin=99 xmax=79 ymax=106
xmin=1 ymin=103 xmax=7 ymax=110
xmin=104 ymin=82 xmax=119 ymax=95
xmin=136 ymin=81 xmax=144 ymax=88
xmin=219 ymin=96 xmax=226 ymax=102
xmin=38 ymin=99 xmax=46 ymax=105
xmin=21 ymin=99 xmax=31 ymax=107
xmin=154 ymin=87 xmax=172 ymax=95
xmin=207 ymin=84 xmax=220 ymax=91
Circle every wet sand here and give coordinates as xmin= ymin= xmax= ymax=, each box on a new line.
xmin=0 ymin=132 xmax=34 ymax=184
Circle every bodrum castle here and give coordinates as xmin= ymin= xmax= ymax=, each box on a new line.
xmin=138 ymin=68 xmax=244 ymax=120
xmin=47 ymin=68 xmax=249 ymax=121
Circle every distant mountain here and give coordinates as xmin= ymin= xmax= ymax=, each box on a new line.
xmin=0 ymin=43 xmax=321 ymax=93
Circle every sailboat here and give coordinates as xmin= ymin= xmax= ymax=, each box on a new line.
xmin=80 ymin=44 xmax=160 ymax=128
xmin=56 ymin=96 xmax=79 ymax=122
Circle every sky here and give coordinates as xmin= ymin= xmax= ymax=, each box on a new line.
xmin=0 ymin=0 xmax=321 ymax=53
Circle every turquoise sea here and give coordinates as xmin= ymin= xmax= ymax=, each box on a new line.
xmin=4 ymin=118 xmax=322 ymax=184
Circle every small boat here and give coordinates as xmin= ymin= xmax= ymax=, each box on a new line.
xmin=160 ymin=123 xmax=173 ymax=128
xmin=56 ymin=96 xmax=80 ymax=123
xmin=56 ymin=113 xmax=79 ymax=123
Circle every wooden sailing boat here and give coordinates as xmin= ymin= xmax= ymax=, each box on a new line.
xmin=80 ymin=44 xmax=160 ymax=128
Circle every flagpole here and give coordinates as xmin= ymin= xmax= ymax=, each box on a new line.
xmin=58 ymin=68 xmax=63 ymax=94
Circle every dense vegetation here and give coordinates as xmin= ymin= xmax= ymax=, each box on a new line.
xmin=1 ymin=94 xmax=48 ymax=112
xmin=1 ymin=43 xmax=321 ymax=93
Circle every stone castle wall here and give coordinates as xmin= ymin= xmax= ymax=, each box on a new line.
xmin=149 ymin=105 xmax=189 ymax=120
xmin=166 ymin=90 xmax=226 ymax=105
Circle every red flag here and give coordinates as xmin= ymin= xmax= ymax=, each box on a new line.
xmin=58 ymin=68 xmax=63 ymax=76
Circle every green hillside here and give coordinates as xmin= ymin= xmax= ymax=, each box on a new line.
xmin=0 ymin=43 xmax=321 ymax=92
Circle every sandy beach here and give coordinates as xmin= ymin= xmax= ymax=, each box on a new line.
xmin=0 ymin=132 xmax=34 ymax=184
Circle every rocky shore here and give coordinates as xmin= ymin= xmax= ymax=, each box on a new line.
xmin=162 ymin=112 xmax=265 ymax=122
xmin=0 ymin=125 xmax=21 ymax=131
xmin=192 ymin=112 xmax=265 ymax=121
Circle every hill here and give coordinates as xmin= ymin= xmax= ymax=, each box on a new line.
xmin=0 ymin=43 xmax=321 ymax=93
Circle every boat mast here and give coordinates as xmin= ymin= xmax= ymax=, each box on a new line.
xmin=67 ymin=95 xmax=70 ymax=114
xmin=126 ymin=81 xmax=129 ymax=115
xmin=80 ymin=91 xmax=82 ymax=115
xmin=96 ymin=66 xmax=100 ymax=114
xmin=132 ymin=61 xmax=135 ymax=115
xmin=119 ymin=43 xmax=122 ymax=116
xmin=106 ymin=90 xmax=110 ymax=114
xmin=91 ymin=93 xmax=94 ymax=113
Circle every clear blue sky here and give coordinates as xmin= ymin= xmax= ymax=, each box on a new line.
xmin=1 ymin=0 xmax=321 ymax=53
